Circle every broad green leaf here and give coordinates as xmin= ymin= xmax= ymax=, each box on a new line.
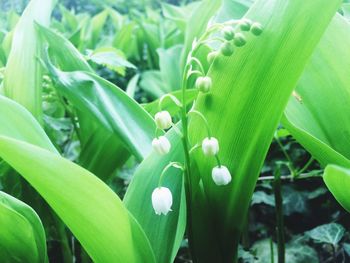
xmin=180 ymin=0 xmax=222 ymax=68
xmin=306 ymin=223 xmax=345 ymax=245
xmin=45 ymin=62 xmax=155 ymax=160
xmin=124 ymin=128 xmax=186 ymax=263
xmin=282 ymin=15 xmax=350 ymax=168
xmin=4 ymin=0 xmax=54 ymax=120
xmin=88 ymin=9 xmax=109 ymax=48
xmin=0 ymin=191 xmax=47 ymax=263
xmin=188 ymin=0 xmax=341 ymax=261
xmin=140 ymin=70 xmax=168 ymax=98
xmin=157 ymin=45 xmax=182 ymax=92
xmin=324 ymin=165 xmax=350 ymax=213
xmin=36 ymin=24 xmax=92 ymax=72
xmin=37 ymin=24 xmax=131 ymax=179
xmin=0 ymin=95 xmax=56 ymax=152
xmin=0 ymin=135 xmax=155 ymax=263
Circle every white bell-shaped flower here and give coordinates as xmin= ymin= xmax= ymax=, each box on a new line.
xmin=152 ymin=187 xmax=173 ymax=215
xmin=155 ymin=111 xmax=172 ymax=130
xmin=212 ymin=165 xmax=232 ymax=186
xmin=152 ymin=136 xmax=171 ymax=155
xmin=202 ymin=137 xmax=219 ymax=156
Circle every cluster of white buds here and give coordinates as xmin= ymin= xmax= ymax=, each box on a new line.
xmin=201 ymin=136 xmax=232 ymax=186
xmin=152 ymin=110 xmax=173 ymax=155
xmin=204 ymin=18 xmax=263 ymax=59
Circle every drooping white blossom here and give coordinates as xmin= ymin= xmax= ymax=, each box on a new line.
xmin=212 ymin=165 xmax=232 ymax=186
xmin=202 ymin=137 xmax=219 ymax=156
xmin=152 ymin=136 xmax=171 ymax=155
xmin=151 ymin=187 xmax=173 ymax=215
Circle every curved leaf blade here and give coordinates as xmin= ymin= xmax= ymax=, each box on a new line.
xmin=0 ymin=191 xmax=47 ymax=263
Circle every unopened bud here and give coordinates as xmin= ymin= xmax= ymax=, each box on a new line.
xmin=234 ymin=33 xmax=247 ymax=47
xmin=195 ymin=76 xmax=212 ymax=93
xmin=221 ymin=26 xmax=235 ymax=41
xmin=155 ymin=111 xmax=172 ymax=130
xmin=207 ymin=51 xmax=218 ymax=64
xmin=202 ymin=137 xmax=219 ymax=156
xmin=220 ymin=41 xmax=234 ymax=56
xmin=251 ymin=22 xmax=263 ymax=36
xmin=239 ymin=19 xmax=252 ymax=31
xmin=152 ymin=136 xmax=171 ymax=155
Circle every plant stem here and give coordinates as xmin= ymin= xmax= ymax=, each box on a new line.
xmin=181 ymin=64 xmax=196 ymax=262
xmin=274 ymin=166 xmax=285 ymax=263
xmin=270 ymin=238 xmax=275 ymax=263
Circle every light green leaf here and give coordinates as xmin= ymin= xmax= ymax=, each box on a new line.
xmin=324 ymin=165 xmax=350 ymax=213
xmin=306 ymin=223 xmax=345 ymax=245
xmin=282 ymin=15 xmax=350 ymax=168
xmin=0 ymin=95 xmax=56 ymax=152
xmin=180 ymin=0 xmax=222 ymax=68
xmin=0 ymin=135 xmax=155 ymax=263
xmin=188 ymin=0 xmax=341 ymax=260
xmin=124 ymin=128 xmax=186 ymax=263
xmin=4 ymin=0 xmax=54 ymax=119
xmin=0 ymin=191 xmax=47 ymax=263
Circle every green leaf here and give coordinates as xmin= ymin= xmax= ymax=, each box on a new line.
xmin=157 ymin=45 xmax=183 ymax=92
xmin=140 ymin=70 xmax=168 ymax=98
xmin=124 ymin=128 xmax=186 ymax=263
xmin=324 ymin=164 xmax=350 ymax=213
xmin=306 ymin=223 xmax=345 ymax=245
xmin=0 ymin=135 xmax=155 ymax=263
xmin=4 ymin=0 xmax=54 ymax=120
xmin=0 ymin=191 xmax=47 ymax=263
xmin=37 ymin=24 xmax=131 ymax=179
xmin=180 ymin=0 xmax=222 ymax=68
xmin=0 ymin=95 xmax=56 ymax=152
xmin=87 ymin=46 xmax=136 ymax=75
xmin=188 ymin=0 xmax=341 ymax=260
xmin=282 ymin=15 xmax=350 ymax=168
xmin=45 ymin=59 xmax=155 ymax=160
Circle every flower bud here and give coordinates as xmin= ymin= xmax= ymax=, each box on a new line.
xmin=152 ymin=187 xmax=173 ymax=215
xmin=202 ymin=137 xmax=219 ymax=156
xmin=152 ymin=136 xmax=171 ymax=155
xmin=207 ymin=51 xmax=218 ymax=64
xmin=251 ymin=22 xmax=263 ymax=36
xmin=234 ymin=33 xmax=247 ymax=47
xmin=195 ymin=76 xmax=212 ymax=93
xmin=221 ymin=26 xmax=235 ymax=41
xmin=239 ymin=19 xmax=252 ymax=31
xmin=155 ymin=111 xmax=172 ymax=130
xmin=212 ymin=165 xmax=232 ymax=186
xmin=220 ymin=41 xmax=234 ymax=56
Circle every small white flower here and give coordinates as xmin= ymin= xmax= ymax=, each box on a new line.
xmin=152 ymin=136 xmax=171 ymax=155
xmin=212 ymin=165 xmax=232 ymax=186
xmin=195 ymin=76 xmax=212 ymax=93
xmin=202 ymin=137 xmax=219 ymax=156
xmin=152 ymin=187 xmax=173 ymax=215
xmin=155 ymin=111 xmax=172 ymax=130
